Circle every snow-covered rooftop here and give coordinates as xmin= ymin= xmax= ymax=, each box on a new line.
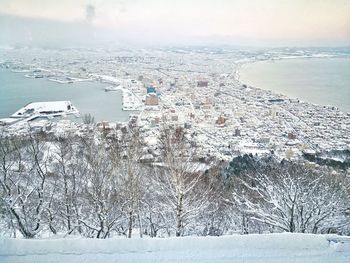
xmin=12 ymin=101 xmax=78 ymax=117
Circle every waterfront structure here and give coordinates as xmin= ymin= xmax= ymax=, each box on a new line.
xmin=11 ymin=101 xmax=77 ymax=118
xmin=0 ymin=101 xmax=79 ymax=126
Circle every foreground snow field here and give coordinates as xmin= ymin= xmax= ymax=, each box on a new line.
xmin=1 ymin=233 xmax=350 ymax=263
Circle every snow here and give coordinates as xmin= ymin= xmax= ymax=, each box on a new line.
xmin=1 ymin=233 xmax=349 ymax=263
xmin=11 ymin=101 xmax=78 ymax=117
xmin=0 ymin=118 xmax=18 ymax=125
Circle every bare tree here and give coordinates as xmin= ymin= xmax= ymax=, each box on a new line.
xmin=0 ymin=134 xmax=53 ymax=238
xmin=0 ymin=137 xmax=22 ymax=237
xmin=82 ymin=113 xmax=95 ymax=125
xmin=150 ymin=126 xmax=211 ymax=237
xmin=106 ymin=126 xmax=146 ymax=238
xmin=120 ymin=129 xmax=145 ymax=238
xmin=78 ymin=136 xmax=123 ymax=238
xmin=50 ymin=134 xmax=87 ymax=235
xmin=230 ymin=161 xmax=349 ymax=234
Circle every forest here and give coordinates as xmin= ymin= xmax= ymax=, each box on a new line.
xmin=1 ymin=125 xmax=349 ymax=239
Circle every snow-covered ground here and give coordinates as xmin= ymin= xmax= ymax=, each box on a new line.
xmin=1 ymin=233 xmax=349 ymax=263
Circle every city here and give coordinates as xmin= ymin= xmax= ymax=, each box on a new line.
xmin=1 ymin=46 xmax=349 ymax=164
xmin=0 ymin=1 xmax=350 ymax=262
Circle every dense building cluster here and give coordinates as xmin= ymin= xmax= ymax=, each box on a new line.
xmin=1 ymin=46 xmax=349 ymax=163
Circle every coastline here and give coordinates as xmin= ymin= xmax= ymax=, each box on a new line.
xmin=0 ymin=68 xmax=130 ymax=122
xmin=105 ymin=85 xmax=143 ymax=111
xmin=1 ymin=47 xmax=349 ymax=160
xmin=235 ymin=55 xmax=350 ymax=113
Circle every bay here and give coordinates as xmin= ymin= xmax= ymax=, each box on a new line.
xmin=239 ymin=57 xmax=350 ymax=112
xmin=0 ymin=69 xmax=130 ymax=122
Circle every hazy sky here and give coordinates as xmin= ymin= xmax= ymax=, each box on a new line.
xmin=0 ymin=0 xmax=349 ymax=46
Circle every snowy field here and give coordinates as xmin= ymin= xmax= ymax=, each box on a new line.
xmin=1 ymin=233 xmax=350 ymax=263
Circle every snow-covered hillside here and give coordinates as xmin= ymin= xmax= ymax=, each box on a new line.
xmin=1 ymin=233 xmax=350 ymax=263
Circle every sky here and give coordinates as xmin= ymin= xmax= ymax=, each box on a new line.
xmin=0 ymin=0 xmax=349 ymax=47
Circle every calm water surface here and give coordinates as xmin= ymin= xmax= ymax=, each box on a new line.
xmin=0 ymin=69 xmax=130 ymax=122
xmin=239 ymin=58 xmax=350 ymax=112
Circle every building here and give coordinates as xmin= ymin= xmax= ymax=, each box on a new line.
xmin=288 ymin=132 xmax=297 ymax=140
xmin=216 ymin=116 xmax=226 ymax=126
xmin=171 ymin=114 xmax=179 ymax=122
xmin=145 ymin=94 xmax=159 ymax=106
xmin=269 ymin=106 xmax=279 ymax=119
xmin=147 ymin=86 xmax=156 ymax=94
xmin=235 ymin=128 xmax=241 ymax=136
xmin=197 ymin=80 xmax=209 ymax=87
xmin=184 ymin=122 xmax=192 ymax=129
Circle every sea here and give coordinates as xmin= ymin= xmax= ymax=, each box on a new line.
xmin=0 ymin=69 xmax=130 ymax=122
xmin=239 ymin=57 xmax=350 ymax=113
xmin=1 ymin=58 xmax=349 ymax=123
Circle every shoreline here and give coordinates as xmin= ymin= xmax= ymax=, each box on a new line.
xmin=104 ymin=85 xmax=143 ymax=112
xmin=0 ymin=68 xmax=130 ymax=122
xmin=1 ymin=47 xmax=349 ymax=160
xmin=235 ymin=55 xmax=350 ymax=114
xmin=2 ymin=67 xmax=141 ymax=122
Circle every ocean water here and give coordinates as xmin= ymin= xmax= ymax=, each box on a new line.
xmin=0 ymin=69 xmax=130 ymax=122
xmin=239 ymin=58 xmax=350 ymax=112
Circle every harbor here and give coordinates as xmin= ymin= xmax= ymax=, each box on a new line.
xmin=0 ymin=101 xmax=79 ymax=126
xmin=0 ymin=68 xmax=130 ymax=123
xmin=0 ymin=46 xmax=349 ymax=161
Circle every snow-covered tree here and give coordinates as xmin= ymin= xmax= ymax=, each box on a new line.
xmin=77 ymin=136 xmax=123 ymax=238
xmin=149 ymin=126 xmax=211 ymax=237
xmin=0 ymin=134 xmax=53 ymax=238
xmin=50 ymin=134 xmax=87 ymax=235
xmin=230 ymin=161 xmax=349 ymax=234
xmin=109 ymin=127 xmax=145 ymax=238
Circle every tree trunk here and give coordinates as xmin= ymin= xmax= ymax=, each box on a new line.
xmin=242 ymin=214 xmax=249 ymax=234
xmin=127 ymin=210 xmax=133 ymax=238
xmin=176 ymin=193 xmax=184 ymax=237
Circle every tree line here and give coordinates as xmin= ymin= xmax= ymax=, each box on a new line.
xmin=0 ymin=126 xmax=349 ymax=238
